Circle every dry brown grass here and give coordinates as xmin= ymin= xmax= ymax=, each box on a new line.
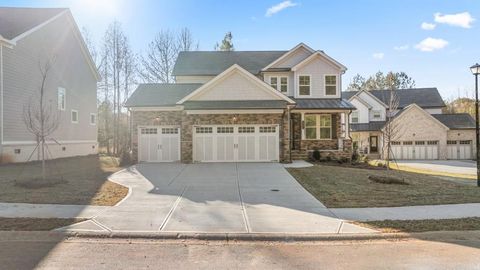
xmin=352 ymin=218 xmax=480 ymax=233
xmin=0 ymin=155 xmax=128 ymax=206
xmin=287 ymin=164 xmax=480 ymax=208
xmin=0 ymin=217 xmax=86 ymax=231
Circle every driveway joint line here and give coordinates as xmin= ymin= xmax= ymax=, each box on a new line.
xmin=167 ymin=164 xmax=188 ymax=186
xmin=158 ymin=186 xmax=188 ymax=231
xmin=91 ymin=218 xmax=113 ymax=232
xmin=336 ymin=221 xmax=344 ymax=234
xmin=235 ymin=163 xmax=251 ymax=233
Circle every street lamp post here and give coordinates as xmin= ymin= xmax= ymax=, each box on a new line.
xmin=470 ymin=63 xmax=480 ymax=187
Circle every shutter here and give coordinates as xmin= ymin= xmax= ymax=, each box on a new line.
xmin=331 ymin=115 xmax=337 ymax=139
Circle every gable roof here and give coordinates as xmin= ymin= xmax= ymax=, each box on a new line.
xmin=0 ymin=7 xmax=67 ymax=40
xmin=183 ymin=100 xmax=287 ymax=110
xmin=342 ymin=88 xmax=445 ymax=109
xmin=172 ymin=51 xmax=287 ymax=76
xmin=391 ymin=103 xmax=449 ymax=130
xmin=125 ymin=83 xmax=202 ymax=107
xmin=291 ymin=51 xmax=347 ymax=72
xmin=432 ymin=113 xmax=476 ymax=129
xmin=177 ymin=64 xmax=296 ymax=104
xmin=349 ymin=95 xmax=373 ymax=109
xmin=351 ymin=121 xmax=386 ymax=132
xmin=261 ymin=43 xmax=315 ymax=71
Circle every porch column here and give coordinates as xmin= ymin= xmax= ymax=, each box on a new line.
xmin=301 ymin=112 xmax=305 ymax=140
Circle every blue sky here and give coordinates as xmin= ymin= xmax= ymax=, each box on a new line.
xmin=2 ymin=0 xmax=479 ymax=99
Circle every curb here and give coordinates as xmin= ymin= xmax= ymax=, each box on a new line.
xmin=59 ymin=231 xmax=412 ymax=242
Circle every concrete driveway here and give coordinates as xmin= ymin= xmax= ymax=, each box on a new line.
xmin=394 ymin=160 xmax=475 ymax=178
xmin=66 ymin=163 xmax=373 ymax=234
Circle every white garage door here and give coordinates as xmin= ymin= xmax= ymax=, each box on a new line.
xmin=447 ymin=140 xmax=472 ymax=160
xmin=193 ymin=125 xmax=279 ymax=162
xmin=391 ymin=141 xmax=438 ymax=160
xmin=138 ymin=126 xmax=180 ymax=162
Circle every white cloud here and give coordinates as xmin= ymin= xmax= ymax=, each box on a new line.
xmin=434 ymin=12 xmax=475 ymax=28
xmin=421 ymin=22 xmax=436 ymax=30
xmin=265 ymin=1 xmax=298 ymax=17
xmin=372 ymin=52 xmax=384 ymax=59
xmin=415 ymin=37 xmax=448 ymax=52
xmin=394 ymin=45 xmax=409 ymax=51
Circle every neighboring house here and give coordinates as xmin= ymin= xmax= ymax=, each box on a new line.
xmin=0 ymin=8 xmax=100 ymax=163
xmin=343 ymin=88 xmax=476 ymax=160
xmin=125 ymin=43 xmax=355 ymax=163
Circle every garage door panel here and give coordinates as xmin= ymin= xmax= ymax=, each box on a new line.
xmin=138 ymin=127 xmax=181 ymax=162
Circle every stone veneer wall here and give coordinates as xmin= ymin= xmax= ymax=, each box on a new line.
xmin=131 ymin=111 xmax=291 ymax=163
xmin=291 ymin=112 xmax=352 ymax=159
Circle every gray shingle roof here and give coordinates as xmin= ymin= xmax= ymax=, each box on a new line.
xmin=350 ymin=122 xmax=386 ymax=132
xmin=292 ymin=98 xmax=356 ymax=110
xmin=125 ymin=83 xmax=201 ymax=107
xmin=432 ymin=114 xmax=476 ymax=129
xmin=342 ymin=88 xmax=445 ymax=109
xmin=0 ymin=7 xmax=67 ymax=40
xmin=172 ymin=51 xmax=288 ymax=76
xmin=183 ymin=100 xmax=287 ymax=110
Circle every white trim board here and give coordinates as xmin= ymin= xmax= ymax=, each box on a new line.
xmin=291 ymin=51 xmax=347 ymax=72
xmin=128 ymin=106 xmax=183 ymax=111
xmin=186 ymin=109 xmax=284 ymax=115
xmin=262 ymin=43 xmax=315 ymax=71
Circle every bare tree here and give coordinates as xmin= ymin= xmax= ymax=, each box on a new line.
xmin=23 ymin=59 xmax=60 ymax=180
xmin=139 ymin=30 xmax=178 ymax=83
xmin=139 ymin=28 xmax=198 ymax=83
xmin=382 ymin=90 xmax=402 ymax=169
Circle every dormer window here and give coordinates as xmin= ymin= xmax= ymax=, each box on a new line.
xmin=325 ymin=75 xmax=337 ymax=95
xmin=298 ymin=75 xmax=310 ymax=96
xmin=270 ymin=77 xmax=278 ymax=89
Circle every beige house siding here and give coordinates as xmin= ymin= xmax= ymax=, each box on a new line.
xmin=1 ymin=13 xmax=98 ymax=162
xmin=272 ymin=47 xmax=311 ymax=68
xmin=294 ymin=56 xmax=342 ymax=99
xmin=190 ymin=71 xmax=279 ymax=101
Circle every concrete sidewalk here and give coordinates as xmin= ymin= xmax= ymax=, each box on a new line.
xmin=331 ymin=203 xmax=480 ymax=221
xmin=0 ymin=202 xmax=109 ymax=219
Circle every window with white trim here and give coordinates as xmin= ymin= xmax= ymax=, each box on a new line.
xmin=58 ymin=87 xmax=66 ymax=111
xmin=71 ymin=110 xmax=78 ymax=123
xmin=305 ymin=114 xmax=332 ymax=140
xmin=325 ymin=75 xmax=337 ymax=95
xmin=351 ymin=111 xmax=359 ymax=123
xmin=298 ymin=75 xmax=311 ymax=96
xmin=270 ymin=77 xmax=278 ymax=90
xmin=280 ymin=77 xmax=288 ymax=92
xmin=90 ymin=113 xmax=96 ymax=125
xmin=373 ymin=110 xmax=381 ymax=119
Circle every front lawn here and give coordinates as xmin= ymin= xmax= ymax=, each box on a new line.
xmin=0 ymin=155 xmax=128 ymax=206
xmin=352 ymin=217 xmax=480 ymax=233
xmin=287 ymin=164 xmax=480 ymax=208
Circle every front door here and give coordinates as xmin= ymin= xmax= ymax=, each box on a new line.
xmin=370 ymin=136 xmax=378 ymax=153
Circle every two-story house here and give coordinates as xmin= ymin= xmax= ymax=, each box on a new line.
xmin=126 ymin=43 xmax=355 ymax=163
xmin=0 ymin=8 xmax=100 ymax=163
xmin=343 ymin=88 xmax=476 ymax=160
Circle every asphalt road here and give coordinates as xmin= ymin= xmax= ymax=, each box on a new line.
xmin=1 ymin=234 xmax=480 ymax=269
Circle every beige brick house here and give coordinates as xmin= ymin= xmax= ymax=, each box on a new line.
xmin=125 ymin=43 xmax=354 ymax=163
xmin=343 ymin=89 xmax=476 ymax=160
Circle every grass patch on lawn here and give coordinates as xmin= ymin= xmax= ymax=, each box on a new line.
xmin=0 ymin=155 xmax=128 ymax=206
xmin=352 ymin=217 xmax=480 ymax=233
xmin=287 ymin=164 xmax=480 ymax=208
xmin=0 ymin=217 xmax=86 ymax=231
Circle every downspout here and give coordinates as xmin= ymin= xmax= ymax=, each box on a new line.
xmin=0 ymin=44 xmax=3 ymax=160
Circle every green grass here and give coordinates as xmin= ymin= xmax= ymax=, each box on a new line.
xmin=0 ymin=155 xmax=128 ymax=206
xmin=287 ymin=164 xmax=480 ymax=208
xmin=0 ymin=218 xmax=86 ymax=231
xmin=353 ymin=217 xmax=480 ymax=233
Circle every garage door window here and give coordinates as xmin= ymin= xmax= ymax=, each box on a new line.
xmin=391 ymin=141 xmax=401 ymax=145
xmin=415 ymin=141 xmax=425 ymax=145
xmin=403 ymin=141 xmax=413 ymax=145
xmin=427 ymin=141 xmax=438 ymax=145
xmin=460 ymin=140 xmax=471 ymax=145
xmin=196 ymin=127 xmax=213 ymax=133
xmin=217 ymin=127 xmax=234 ymax=133
xmin=239 ymin=127 xmax=255 ymax=133
xmin=260 ymin=126 xmax=276 ymax=133
xmin=162 ymin=128 xmax=178 ymax=134
xmin=141 ymin=128 xmax=157 ymax=134
xmin=447 ymin=140 xmax=457 ymax=145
